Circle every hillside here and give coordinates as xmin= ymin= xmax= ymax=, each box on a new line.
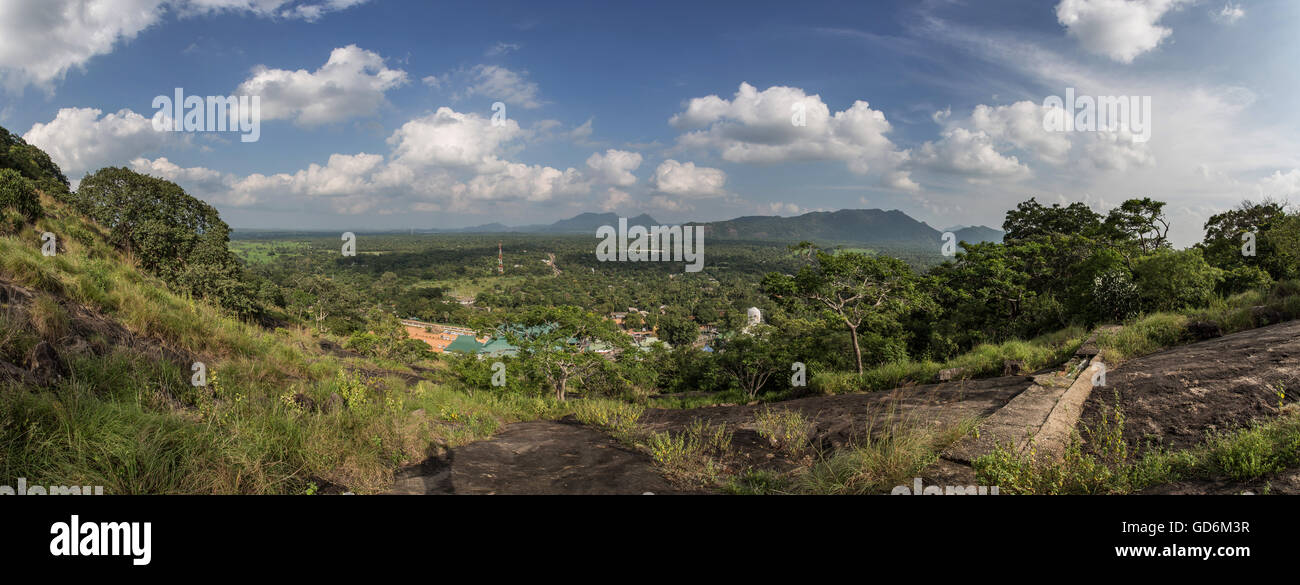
xmin=0 ymin=129 xmax=568 ymax=494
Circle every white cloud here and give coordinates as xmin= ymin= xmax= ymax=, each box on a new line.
xmin=969 ymin=101 xmax=1073 ymax=164
xmin=601 ymin=187 xmax=631 ymax=212
xmin=650 ymin=159 xmax=727 ymax=197
xmin=671 ymin=82 xmax=909 ymax=175
xmin=585 ymin=149 xmax=643 ymax=186
xmin=459 ymin=64 xmax=542 ymax=109
xmin=485 ymin=42 xmax=521 ymax=56
xmin=1211 ymin=2 xmax=1245 ymax=24
xmin=1082 ymin=130 xmax=1155 ymax=170
xmin=916 ymin=127 xmax=1030 ymax=180
xmin=461 ymin=162 xmax=588 ymax=204
xmin=765 ymin=201 xmax=803 ymax=216
xmin=132 ymin=105 xmax=591 ymax=214
xmin=1055 ymin=0 xmax=1192 ymax=63
xmin=23 ymin=107 xmax=182 ymax=182
xmin=883 ymin=170 xmax=921 ymax=192
xmin=386 ymin=107 xmax=523 ymax=170
xmin=235 ymin=44 xmax=408 ymax=126
xmin=1258 ymin=169 xmax=1300 ymax=198
xmin=0 ymin=1 xmax=370 ymax=91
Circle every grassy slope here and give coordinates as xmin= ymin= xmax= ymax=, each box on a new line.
xmin=0 ymin=194 xmax=569 ymax=494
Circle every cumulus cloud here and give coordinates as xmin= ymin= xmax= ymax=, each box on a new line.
xmin=671 ymin=82 xmax=909 ymax=175
xmin=386 ymin=107 xmax=523 ymax=170
xmin=235 ymin=44 xmax=408 ymax=126
xmin=1082 ymin=130 xmax=1155 ymax=170
xmin=132 ymin=105 xmax=590 ymax=214
xmin=1055 ymin=0 xmax=1192 ymax=63
xmin=600 ymin=188 xmax=631 ymax=212
xmin=916 ymin=127 xmax=1030 ymax=180
xmin=585 ymin=149 xmax=643 ymax=186
xmin=1258 ymin=169 xmax=1300 ymax=198
xmin=23 ymin=107 xmax=182 ymax=182
xmin=0 ymin=0 xmax=370 ymax=90
xmin=969 ymin=101 xmax=1073 ymax=164
xmin=650 ymin=159 xmax=727 ymax=197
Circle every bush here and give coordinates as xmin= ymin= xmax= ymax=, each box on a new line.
xmin=1090 ymin=267 xmax=1140 ymax=322
xmin=753 ymin=407 xmax=814 ymax=456
xmin=1133 ymin=249 xmax=1223 ymax=313
xmin=0 ymin=168 xmax=41 ymax=221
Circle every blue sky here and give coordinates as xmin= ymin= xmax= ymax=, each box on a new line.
xmin=1 ymin=0 xmax=1298 ymax=245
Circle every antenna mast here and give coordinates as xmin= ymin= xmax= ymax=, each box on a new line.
xmin=498 ymin=241 xmax=504 ymax=275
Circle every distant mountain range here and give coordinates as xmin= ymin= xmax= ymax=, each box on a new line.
xmin=687 ymin=209 xmax=1002 ymax=247
xmin=448 ymin=212 xmax=661 ymax=234
xmin=406 ymin=208 xmax=1003 ymax=247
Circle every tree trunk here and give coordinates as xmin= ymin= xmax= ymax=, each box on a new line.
xmin=848 ymin=324 xmax=864 ymax=375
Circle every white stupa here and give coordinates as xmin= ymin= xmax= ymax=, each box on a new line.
xmin=745 ymin=307 xmax=763 ymax=332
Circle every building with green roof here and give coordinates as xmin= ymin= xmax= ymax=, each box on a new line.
xmin=443 ymin=334 xmax=484 ymax=354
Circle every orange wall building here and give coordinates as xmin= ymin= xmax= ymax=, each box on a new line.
xmin=401 ymin=319 xmax=481 ymax=353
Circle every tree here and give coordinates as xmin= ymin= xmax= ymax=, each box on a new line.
xmin=715 ymin=324 xmax=791 ymax=399
xmin=0 ymin=125 xmax=69 ymax=195
xmin=1132 ymin=249 xmax=1223 ymax=313
xmin=1003 ymin=198 xmax=1102 ymax=242
xmin=657 ymin=309 xmax=698 ymax=347
xmin=347 ymin=309 xmax=434 ymax=364
xmin=763 ymin=245 xmax=926 ymax=375
xmin=1199 ymin=200 xmax=1298 ymax=288
xmin=1103 ymin=198 xmax=1171 ymax=257
xmin=73 ymin=167 xmax=260 ymax=316
xmin=0 ymin=168 xmax=42 ymax=222
xmin=507 ymin=306 xmax=629 ymax=401
xmin=928 ymin=241 xmax=1034 ymax=347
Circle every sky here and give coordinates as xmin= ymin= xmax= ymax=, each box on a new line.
xmin=1 ymin=0 xmax=1297 ymax=245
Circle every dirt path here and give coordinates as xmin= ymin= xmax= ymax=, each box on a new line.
xmin=391 ymin=420 xmax=690 ymax=494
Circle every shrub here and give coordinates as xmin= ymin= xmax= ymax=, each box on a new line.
xmin=0 ymin=168 xmax=41 ymax=221
xmin=753 ymin=407 xmax=814 ymax=456
xmin=1133 ymin=249 xmax=1223 ymax=313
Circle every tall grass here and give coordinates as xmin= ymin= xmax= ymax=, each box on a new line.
xmin=1097 ymin=280 xmax=1300 ymax=365
xmin=795 ymin=413 xmax=981 ymax=495
xmin=810 ymin=326 xmax=1087 ymax=395
xmin=974 ymin=402 xmax=1300 ymax=494
xmin=0 ymin=197 xmax=575 ymax=494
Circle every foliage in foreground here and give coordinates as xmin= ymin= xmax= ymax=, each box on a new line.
xmin=974 ymin=401 xmax=1300 ymax=495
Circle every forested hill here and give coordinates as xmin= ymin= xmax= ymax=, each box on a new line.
xmin=439 ymin=208 xmax=1002 ymax=249
xmin=689 ymin=209 xmax=1004 ymax=247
